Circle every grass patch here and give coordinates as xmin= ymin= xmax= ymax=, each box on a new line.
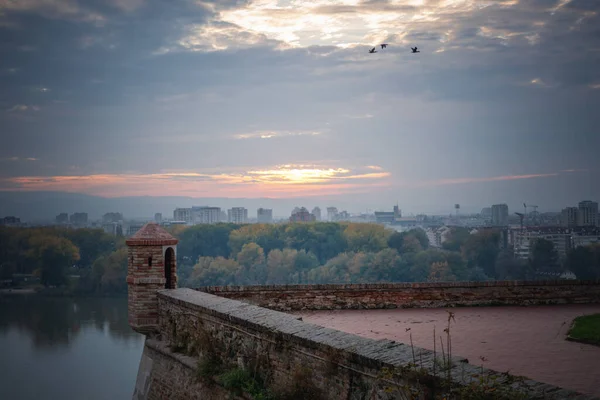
xmin=568 ymin=313 xmax=600 ymax=346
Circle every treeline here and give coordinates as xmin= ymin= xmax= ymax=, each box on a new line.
xmin=0 ymin=226 xmax=126 ymax=295
xmin=174 ymin=223 xmax=600 ymax=287
xmin=1 ymin=223 xmax=599 ymax=296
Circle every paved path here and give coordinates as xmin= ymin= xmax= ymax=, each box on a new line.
xmin=298 ymin=304 xmax=600 ymax=397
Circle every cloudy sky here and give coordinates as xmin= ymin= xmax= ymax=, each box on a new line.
xmin=0 ymin=0 xmax=599 ymax=213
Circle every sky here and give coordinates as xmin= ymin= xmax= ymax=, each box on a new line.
xmin=0 ymin=0 xmax=599 ymax=214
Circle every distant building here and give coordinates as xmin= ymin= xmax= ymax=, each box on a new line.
xmin=326 ymin=207 xmax=338 ymax=221
xmin=578 ymin=200 xmax=598 ymax=227
xmin=102 ymin=222 xmax=122 ymax=236
xmin=491 ymin=204 xmax=509 ymax=227
xmin=70 ymin=212 xmax=88 ymax=226
xmin=103 ymin=212 xmax=123 ymax=224
xmin=561 ymin=207 xmax=578 ymax=228
xmin=257 ymin=208 xmax=273 ymax=223
xmin=154 ymin=213 xmax=162 ymax=223
xmin=0 ymin=216 xmax=21 ymax=226
xmin=127 ymin=222 xmax=145 ymax=237
xmin=513 ymin=227 xmax=572 ymax=260
xmin=56 ymin=213 xmax=69 ymax=224
xmin=290 ymin=207 xmax=315 ymax=222
xmin=311 ymin=207 xmax=321 ymax=221
xmin=228 ymin=207 xmax=248 ymax=224
xmin=173 ymin=208 xmax=192 ymax=224
xmin=191 ymin=206 xmax=221 ymax=224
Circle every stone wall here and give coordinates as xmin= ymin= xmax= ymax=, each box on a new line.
xmin=197 ymin=280 xmax=600 ymax=311
xmin=133 ymin=338 xmax=239 ymax=400
xmin=141 ymin=288 xmax=596 ymax=400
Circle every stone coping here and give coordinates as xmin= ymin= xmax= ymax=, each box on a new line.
xmin=158 ymin=288 xmax=598 ymax=400
xmin=197 ymin=279 xmax=600 ymax=293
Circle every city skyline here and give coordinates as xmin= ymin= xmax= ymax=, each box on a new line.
xmin=1 ymin=0 xmax=599 ymax=206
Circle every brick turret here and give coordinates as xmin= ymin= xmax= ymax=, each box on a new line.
xmin=126 ymin=222 xmax=178 ymax=334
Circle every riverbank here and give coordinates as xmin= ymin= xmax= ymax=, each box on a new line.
xmin=0 ymin=286 xmax=126 ymax=298
xmin=567 ymin=313 xmax=600 ymax=347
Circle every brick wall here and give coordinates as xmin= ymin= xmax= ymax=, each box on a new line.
xmin=196 ymin=280 xmax=600 ymax=311
xmin=141 ymin=288 xmax=592 ymax=400
xmin=127 ymin=244 xmax=177 ymax=333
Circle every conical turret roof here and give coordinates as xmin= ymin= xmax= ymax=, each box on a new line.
xmin=125 ymin=222 xmax=178 ymax=246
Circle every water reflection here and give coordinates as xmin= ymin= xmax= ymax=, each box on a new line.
xmin=0 ymin=295 xmax=144 ymax=400
xmin=0 ymin=295 xmax=138 ymax=350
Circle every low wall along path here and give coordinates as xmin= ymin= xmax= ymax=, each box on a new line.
xmin=132 ymin=285 xmax=600 ymax=400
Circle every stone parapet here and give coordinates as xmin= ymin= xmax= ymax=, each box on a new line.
xmin=196 ymin=280 xmax=600 ymax=311
xmin=149 ymin=288 xmax=598 ymax=400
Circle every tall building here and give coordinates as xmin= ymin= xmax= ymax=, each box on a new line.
xmin=257 ymin=208 xmax=273 ymax=223
xmin=173 ymin=208 xmax=192 ymax=223
xmin=70 ymin=212 xmax=88 ymax=226
xmin=228 ymin=207 xmax=248 ymax=224
xmin=491 ymin=204 xmax=509 ymax=227
xmin=191 ymin=206 xmax=221 ymax=224
xmin=103 ymin=212 xmax=123 ymax=224
xmin=561 ymin=207 xmax=578 ymax=228
xmin=290 ymin=207 xmax=316 ymax=222
xmin=154 ymin=213 xmax=162 ymax=223
xmin=578 ymin=200 xmax=598 ymax=227
xmin=326 ymin=207 xmax=338 ymax=221
xmin=311 ymin=207 xmax=321 ymax=221
xmin=56 ymin=213 xmax=68 ymax=224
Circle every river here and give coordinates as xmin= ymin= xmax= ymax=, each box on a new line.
xmin=0 ymin=294 xmax=144 ymax=400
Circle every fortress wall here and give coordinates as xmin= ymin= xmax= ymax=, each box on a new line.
xmin=134 ymin=288 xmax=595 ymax=400
xmin=196 ymin=280 xmax=600 ymax=311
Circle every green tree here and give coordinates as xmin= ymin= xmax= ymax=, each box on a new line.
xmin=462 ymin=230 xmax=501 ymax=278
xmin=567 ymin=245 xmax=600 ymax=280
xmin=344 ymin=223 xmax=389 ymax=253
xmin=236 ymin=242 xmax=267 ymax=285
xmin=427 ymin=261 xmax=456 ymax=282
xmin=442 ymin=227 xmax=470 ymax=252
xmin=495 ymin=249 xmax=528 ymax=280
xmin=28 ymin=235 xmax=80 ymax=287
xmin=529 ymin=238 xmax=561 ymax=276
xmin=187 ymin=256 xmax=240 ymax=286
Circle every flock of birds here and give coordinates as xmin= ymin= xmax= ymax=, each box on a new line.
xmin=368 ymin=43 xmax=420 ymax=54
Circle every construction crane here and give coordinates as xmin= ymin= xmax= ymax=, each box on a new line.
xmin=515 ymin=212 xmax=524 ymax=231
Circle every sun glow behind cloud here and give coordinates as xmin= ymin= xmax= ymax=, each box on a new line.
xmin=0 ymin=164 xmax=392 ymax=198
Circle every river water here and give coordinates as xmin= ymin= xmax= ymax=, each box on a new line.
xmin=0 ymin=295 xmax=144 ymax=400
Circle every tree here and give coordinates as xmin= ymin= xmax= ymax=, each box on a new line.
xmin=91 ymin=247 xmax=128 ymax=294
xmin=529 ymin=238 xmax=562 ymax=276
xmin=427 ymin=261 xmax=456 ymax=282
xmin=495 ymin=249 xmax=527 ymax=280
xmin=236 ymin=243 xmax=267 ymax=285
xmin=28 ymin=235 xmax=80 ymax=287
xmin=442 ymin=227 xmax=470 ymax=252
xmin=187 ymin=256 xmax=240 ymax=287
xmin=462 ymin=230 xmax=501 ymax=278
xmin=567 ymin=245 xmax=600 ymax=280
xmin=344 ymin=223 xmax=389 ymax=253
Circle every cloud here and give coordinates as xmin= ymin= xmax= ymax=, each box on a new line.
xmin=6 ymin=104 xmax=40 ymax=112
xmin=233 ymin=130 xmax=323 ymax=140
xmin=0 ymin=164 xmax=392 ymax=197
xmin=410 ymin=171 xmax=584 ymax=188
xmin=0 ymin=156 xmax=38 ymax=162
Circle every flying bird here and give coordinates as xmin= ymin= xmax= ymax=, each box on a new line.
xmin=369 ymin=47 xmax=377 ymax=53
xmin=411 ymin=46 xmax=420 ymax=53
xmin=380 ymin=44 xmax=388 ymax=49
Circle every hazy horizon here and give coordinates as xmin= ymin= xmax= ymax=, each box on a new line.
xmin=1 ymin=0 xmax=599 ymax=215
